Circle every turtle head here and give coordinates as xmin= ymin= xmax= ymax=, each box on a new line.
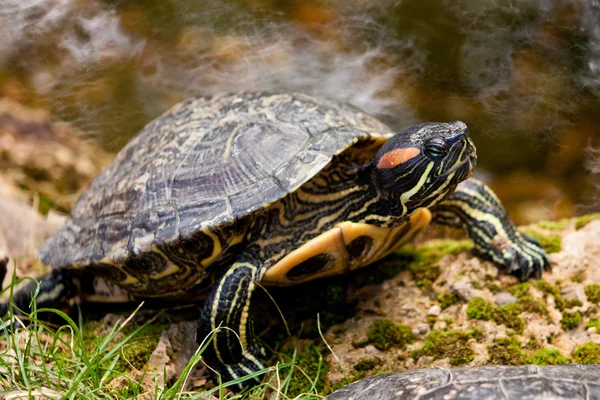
xmin=370 ymin=121 xmax=476 ymax=215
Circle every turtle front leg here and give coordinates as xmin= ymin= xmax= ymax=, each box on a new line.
xmin=432 ymin=178 xmax=550 ymax=280
xmin=198 ymin=255 xmax=267 ymax=386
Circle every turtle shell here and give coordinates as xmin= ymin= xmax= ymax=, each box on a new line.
xmin=37 ymin=92 xmax=392 ymax=294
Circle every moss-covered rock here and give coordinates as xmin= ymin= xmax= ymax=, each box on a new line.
xmin=584 ymin=284 xmax=600 ymax=303
xmin=561 ymin=311 xmax=582 ymax=331
xmin=573 ymin=343 xmax=600 ymax=364
xmin=535 ymin=279 xmax=560 ymax=298
xmin=466 ymin=297 xmax=526 ymax=333
xmin=575 ymin=213 xmax=600 ymax=230
xmin=494 ymin=304 xmax=526 ymax=333
xmin=585 ymin=318 xmax=600 ymax=330
xmin=396 ymin=239 xmax=472 ymax=291
xmin=516 ymin=296 xmax=549 ymax=316
xmin=353 ymin=358 xmax=382 ymax=372
xmin=507 ymin=283 xmax=531 ymax=299
xmin=466 ymin=298 xmax=495 ymax=321
xmin=535 ymin=280 xmax=577 ymax=312
xmin=81 ymin=321 xmax=168 ymax=374
xmin=412 ymin=329 xmax=484 ymax=366
xmin=487 ymin=337 xmax=527 ymax=365
xmin=437 ymin=291 xmax=460 ymax=310
xmin=519 ymin=229 xmax=562 ymax=254
xmin=366 ymin=319 xmax=413 ymax=351
xmin=538 ymin=219 xmax=569 ymax=230
xmin=528 ymin=348 xmax=570 ymax=365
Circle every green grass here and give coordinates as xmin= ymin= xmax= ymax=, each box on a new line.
xmin=0 ymin=279 xmax=332 ymax=399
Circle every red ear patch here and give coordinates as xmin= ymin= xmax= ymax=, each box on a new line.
xmin=377 ymin=147 xmax=421 ymax=169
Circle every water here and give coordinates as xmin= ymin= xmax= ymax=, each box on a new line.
xmin=0 ymin=0 xmax=598 ymax=222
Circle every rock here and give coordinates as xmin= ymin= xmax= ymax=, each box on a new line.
xmin=140 ymin=321 xmax=198 ymax=391
xmin=412 ymin=323 xmax=430 ymax=337
xmin=427 ymin=305 xmax=441 ymax=316
xmin=449 ymin=277 xmax=473 ymax=301
xmin=328 ymin=372 xmax=345 ymax=386
xmin=324 ymin=215 xmax=600 ymax=381
xmin=494 ymin=292 xmax=517 ymax=306
xmin=364 ymin=344 xmax=382 ymax=356
xmin=560 ymin=286 xmax=586 ymax=304
xmin=563 ymin=221 xmax=600 ymax=278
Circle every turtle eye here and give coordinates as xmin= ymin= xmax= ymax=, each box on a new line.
xmin=424 ymin=138 xmax=448 ymax=160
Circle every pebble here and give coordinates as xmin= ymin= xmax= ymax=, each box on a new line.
xmin=494 ymin=292 xmax=517 ymax=306
xmin=428 ymin=305 xmax=441 ymax=317
xmin=364 ymin=345 xmax=381 ymax=355
xmin=412 ymin=323 xmax=430 ymax=337
xmin=449 ymin=277 xmax=473 ymax=301
xmin=328 ymin=372 xmax=345 ymax=385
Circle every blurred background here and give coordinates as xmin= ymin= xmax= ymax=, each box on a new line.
xmin=0 ymin=0 xmax=599 ymax=224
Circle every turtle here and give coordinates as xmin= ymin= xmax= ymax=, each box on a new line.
xmin=0 ymin=92 xmax=549 ymax=385
xmin=325 ymin=364 xmax=600 ymax=400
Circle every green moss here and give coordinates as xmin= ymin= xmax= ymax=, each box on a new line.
xmin=528 ymin=348 xmax=570 ymax=365
xmin=519 ymin=229 xmax=562 ymax=254
xmin=525 ymin=337 xmax=541 ymax=350
xmin=396 ymin=239 xmax=472 ymax=291
xmin=466 ymin=298 xmax=527 ymax=333
xmin=466 ymin=298 xmax=495 ymax=321
xmin=573 ymin=343 xmax=600 ymax=364
xmin=413 ymin=329 xmax=484 ymax=366
xmin=561 ymin=311 xmax=582 ymax=331
xmin=535 ymin=280 xmax=574 ymax=312
xmin=507 ymin=283 xmax=531 ymax=299
xmin=485 ymin=283 xmax=502 ymax=294
xmin=562 ymin=298 xmax=583 ymax=309
xmin=571 ymin=271 xmax=585 ymax=283
xmin=437 ymin=291 xmax=460 ymax=310
xmin=538 ymin=219 xmax=569 ymax=230
xmin=536 ymin=280 xmax=560 ymax=297
xmin=353 ymin=358 xmax=382 ymax=372
xmin=584 ymin=284 xmax=600 ymax=303
xmin=575 ymin=213 xmax=600 ymax=230
xmin=517 ymin=295 xmax=549 ymax=316
xmin=426 ymin=315 xmax=437 ymax=327
xmin=81 ymin=321 xmax=168 ymax=374
xmin=494 ymin=304 xmax=525 ymax=333
xmin=487 ymin=337 xmax=527 ymax=365
xmin=585 ymin=318 xmax=600 ymax=330
xmin=367 ymin=319 xmax=413 ymax=351
xmin=285 ymin=343 xmax=328 ymax=396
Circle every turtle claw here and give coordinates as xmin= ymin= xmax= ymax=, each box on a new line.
xmin=496 ymin=232 xmax=551 ymax=281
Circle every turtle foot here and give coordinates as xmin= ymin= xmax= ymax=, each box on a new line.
xmin=490 ymin=231 xmax=551 ymax=280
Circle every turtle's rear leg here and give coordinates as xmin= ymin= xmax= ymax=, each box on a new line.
xmin=0 ymin=268 xmax=80 ymax=322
